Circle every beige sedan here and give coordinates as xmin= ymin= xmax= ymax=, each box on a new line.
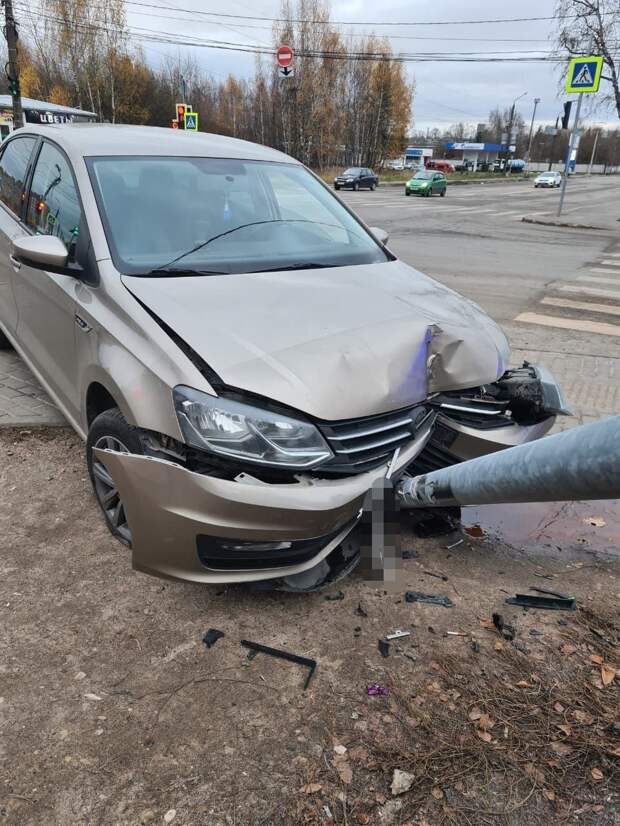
xmin=0 ymin=125 xmax=568 ymax=589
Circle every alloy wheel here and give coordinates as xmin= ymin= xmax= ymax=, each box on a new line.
xmin=92 ymin=435 xmax=132 ymax=544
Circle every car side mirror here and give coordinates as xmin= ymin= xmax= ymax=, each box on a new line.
xmin=370 ymin=226 xmax=389 ymax=245
xmin=12 ymin=234 xmax=71 ymax=274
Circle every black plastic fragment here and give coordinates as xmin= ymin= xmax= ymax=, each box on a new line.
xmin=402 ymin=549 xmax=418 ymax=559
xmin=240 ymin=639 xmax=316 ymax=690
xmin=530 ymin=586 xmax=575 ymax=600
xmin=505 ymin=593 xmax=576 ymax=611
xmin=492 ymin=612 xmax=515 ymax=640
xmin=405 ymin=591 xmax=454 ymax=608
xmin=202 ymin=628 xmax=225 ymax=648
xmin=378 ymin=639 xmax=391 ymax=658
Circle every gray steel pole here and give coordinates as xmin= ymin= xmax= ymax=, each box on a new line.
xmin=397 ymin=416 xmax=620 ymax=509
xmin=2 ymin=0 xmax=24 ymax=129
xmin=524 ymin=97 xmax=540 ymax=167
xmin=587 ymin=129 xmax=600 ymax=175
xmin=557 ymin=92 xmax=583 ymax=217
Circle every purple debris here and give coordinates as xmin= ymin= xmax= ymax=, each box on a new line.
xmin=366 ymin=682 xmax=390 ymax=696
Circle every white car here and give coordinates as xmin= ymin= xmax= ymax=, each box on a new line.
xmin=534 ymin=171 xmax=562 ymax=188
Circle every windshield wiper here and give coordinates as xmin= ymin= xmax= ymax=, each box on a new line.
xmin=249 ymin=262 xmax=342 ymax=273
xmin=138 ymin=267 xmax=229 ymax=277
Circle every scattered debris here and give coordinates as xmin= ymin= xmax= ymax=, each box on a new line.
xmin=354 ymin=626 xmax=362 ymax=638
xmin=585 ymin=516 xmax=606 ymax=528
xmin=391 ymin=769 xmax=414 ymax=796
xmin=366 ymin=683 xmax=389 ymax=696
xmin=447 ymin=539 xmax=464 ymax=550
xmin=408 ymin=506 xmax=461 ymax=537
xmin=464 ymin=524 xmax=485 ymax=538
xmin=302 ymin=783 xmax=322 ymax=794
xmin=386 ymin=629 xmax=410 ymax=641
xmin=492 ymin=613 xmax=515 ymax=641
xmin=533 ymin=572 xmax=555 ymax=580
xmin=240 ymin=640 xmax=316 ymax=690
xmin=529 ymin=629 xmax=544 ymax=636
xmin=512 ymin=640 xmax=529 ymax=655
xmin=401 ymin=548 xmax=418 ymax=559
xmin=325 ymin=590 xmax=344 ymax=601
xmin=446 ymin=631 xmax=467 ymax=637
xmin=471 ymin=641 xmax=481 ymax=653
xmin=405 ymin=591 xmax=454 ymax=608
xmin=202 ymin=629 xmax=225 ymax=649
xmin=423 ymin=570 xmax=449 ymax=581
xmin=530 ymin=585 xmax=575 ymax=600
xmin=378 ymin=639 xmax=391 ymax=658
xmin=163 ymin=810 xmax=176 ymax=824
xmin=505 ymin=593 xmax=576 ymax=611
xmin=356 ymin=601 xmax=368 ymax=618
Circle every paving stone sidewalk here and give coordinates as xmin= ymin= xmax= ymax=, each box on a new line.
xmin=0 ymin=350 xmax=66 ymax=427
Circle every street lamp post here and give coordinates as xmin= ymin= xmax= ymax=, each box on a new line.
xmin=524 ymin=97 xmax=541 ymax=168
xmin=505 ymin=91 xmax=527 ymax=176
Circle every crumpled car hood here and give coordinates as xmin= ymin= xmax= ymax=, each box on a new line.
xmin=122 ymin=260 xmax=510 ymax=421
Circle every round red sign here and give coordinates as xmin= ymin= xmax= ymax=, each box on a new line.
xmin=276 ymin=45 xmax=293 ymax=67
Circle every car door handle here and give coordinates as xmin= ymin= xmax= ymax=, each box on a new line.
xmin=9 ymin=254 xmax=21 ymax=270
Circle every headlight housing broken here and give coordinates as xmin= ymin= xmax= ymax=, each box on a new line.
xmin=173 ymin=386 xmax=333 ymax=468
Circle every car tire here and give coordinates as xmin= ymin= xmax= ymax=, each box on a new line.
xmin=440 ymin=189 xmax=446 ymax=197
xmin=334 ymin=185 xmax=340 ymax=190
xmin=86 ymin=407 xmax=145 ymax=547
xmin=370 ymin=183 xmax=376 ymax=191
xmin=0 ymin=327 xmax=12 ymax=350
xmin=405 ymin=189 xmax=411 ymax=196
xmin=353 ymin=182 xmax=359 ymax=191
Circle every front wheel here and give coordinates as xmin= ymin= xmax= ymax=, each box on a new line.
xmin=87 ymin=408 xmax=145 ymax=547
xmin=440 ymin=189 xmax=446 ymax=197
xmin=370 ymin=183 xmax=376 ymax=191
xmin=0 ymin=328 xmax=12 ymax=350
xmin=353 ymin=182 xmax=359 ymax=191
xmin=405 ymin=189 xmax=411 ymax=196
xmin=334 ymin=184 xmax=340 ymax=190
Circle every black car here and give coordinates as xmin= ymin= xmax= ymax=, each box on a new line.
xmin=334 ymin=167 xmax=379 ymax=191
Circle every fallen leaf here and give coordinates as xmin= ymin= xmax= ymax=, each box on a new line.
xmin=590 ymin=767 xmax=604 ymax=781
xmin=601 ymin=663 xmax=616 ymax=686
xmin=551 ymin=741 xmax=573 ymax=757
xmin=479 ymin=617 xmax=495 ymax=630
xmin=515 ymin=680 xmax=531 ymax=688
xmin=494 ymin=641 xmax=504 ymax=651
xmin=348 ymin=746 xmax=369 ymax=763
xmin=612 ymin=745 xmax=620 ymax=758
xmin=542 ymin=788 xmax=555 ymax=801
xmin=573 ymin=710 xmax=594 ymax=725
xmin=468 ymin=707 xmax=482 ymax=721
xmin=585 ymin=516 xmax=606 ymax=527
xmin=553 ymin=702 xmax=565 ymax=714
xmin=303 ymin=783 xmax=322 ymax=794
xmin=592 ymin=676 xmax=604 ymax=690
xmin=590 ymin=654 xmax=604 ymax=665
xmin=478 ymin=713 xmax=495 ymax=731
xmin=556 ymin=724 xmax=572 ymax=737
xmin=357 ymin=815 xmax=370 ymax=825
xmin=560 ymin=643 xmax=577 ymax=655
xmin=431 ymin=787 xmax=444 ymax=800
xmin=430 ymin=661 xmax=441 ymax=671
xmin=336 ymin=761 xmax=352 ymax=785
xmin=477 ymin=730 xmax=492 ymax=743
xmin=524 ymin=762 xmax=545 ymax=784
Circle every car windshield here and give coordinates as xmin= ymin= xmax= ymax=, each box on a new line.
xmin=88 ymin=157 xmax=389 ymax=276
xmin=414 ymin=171 xmax=433 ymax=180
xmin=342 ymin=168 xmax=361 ymax=175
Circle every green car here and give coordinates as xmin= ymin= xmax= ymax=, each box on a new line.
xmin=405 ymin=170 xmax=447 ymax=197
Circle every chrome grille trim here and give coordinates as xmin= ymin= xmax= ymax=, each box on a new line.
xmin=438 ymin=402 xmax=504 ymax=416
xmin=334 ymin=415 xmax=415 ymax=440
xmin=334 ymin=429 xmax=413 ymax=454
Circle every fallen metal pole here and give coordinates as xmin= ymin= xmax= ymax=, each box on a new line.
xmin=397 ymin=416 xmax=620 ymax=508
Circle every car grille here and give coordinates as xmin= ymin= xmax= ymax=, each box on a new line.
xmin=317 ymin=404 xmax=434 ymax=474
xmin=432 ymin=395 xmax=513 ymax=430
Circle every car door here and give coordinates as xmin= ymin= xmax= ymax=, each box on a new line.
xmin=14 ymin=139 xmax=84 ymax=421
xmin=0 ymin=134 xmax=38 ymax=341
xmin=436 ymin=173 xmax=446 ymax=194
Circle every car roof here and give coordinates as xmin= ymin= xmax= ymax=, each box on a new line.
xmin=15 ymin=124 xmax=298 ymax=165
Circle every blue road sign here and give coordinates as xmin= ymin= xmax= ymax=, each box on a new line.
xmin=565 ymin=56 xmax=603 ymax=93
xmin=183 ymin=111 xmax=198 ymax=131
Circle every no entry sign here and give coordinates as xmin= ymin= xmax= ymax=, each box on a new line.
xmin=276 ymin=45 xmax=293 ymax=67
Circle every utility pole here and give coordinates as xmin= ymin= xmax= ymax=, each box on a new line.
xmin=505 ymin=91 xmax=527 ymax=177
xmin=587 ymin=128 xmax=600 ymax=175
xmin=524 ymin=97 xmax=540 ymax=168
xmin=2 ymin=0 xmax=24 ymax=129
xmin=557 ymin=92 xmax=583 ymax=217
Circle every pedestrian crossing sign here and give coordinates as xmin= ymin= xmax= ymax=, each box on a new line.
xmin=184 ymin=111 xmax=198 ymax=131
xmin=565 ymin=55 xmax=603 ymax=93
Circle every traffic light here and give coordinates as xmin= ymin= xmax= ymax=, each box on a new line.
xmin=561 ymin=101 xmax=573 ymax=130
xmin=175 ymin=103 xmax=187 ymax=129
xmin=8 ymin=77 xmax=19 ymax=96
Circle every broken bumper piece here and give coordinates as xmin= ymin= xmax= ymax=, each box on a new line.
xmin=93 ymin=422 xmax=432 ymax=584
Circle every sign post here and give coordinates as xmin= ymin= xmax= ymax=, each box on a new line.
xmin=557 ymin=55 xmax=603 ymax=217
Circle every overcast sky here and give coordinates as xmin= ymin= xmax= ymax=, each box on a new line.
xmin=128 ymin=0 xmax=618 ymax=133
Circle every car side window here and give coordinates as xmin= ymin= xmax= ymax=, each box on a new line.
xmin=25 ymin=142 xmax=82 ymax=260
xmin=0 ymin=136 xmax=37 ymax=217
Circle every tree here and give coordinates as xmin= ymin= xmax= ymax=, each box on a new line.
xmin=555 ymin=0 xmax=620 ymax=120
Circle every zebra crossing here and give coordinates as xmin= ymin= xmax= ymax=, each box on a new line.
xmin=515 ymin=246 xmax=620 ymax=338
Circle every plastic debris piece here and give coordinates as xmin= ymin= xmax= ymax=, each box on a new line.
xmin=386 ymin=629 xmax=410 ymax=640
xmin=378 ymin=639 xmax=391 ymax=658
xmin=202 ymin=628 xmax=225 ymax=649
xmin=505 ymin=593 xmax=576 ymax=611
xmin=240 ymin=640 xmax=316 ymax=690
xmin=356 ymin=601 xmax=368 ymax=618
xmin=447 ymin=539 xmax=464 ymax=549
xmin=405 ymin=591 xmax=454 ymax=608
xmin=402 ymin=548 xmax=418 ymax=559
xmin=492 ymin=613 xmax=515 ymax=641
xmin=367 ymin=683 xmax=390 ymax=696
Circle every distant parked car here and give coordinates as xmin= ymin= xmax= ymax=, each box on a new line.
xmin=334 ymin=167 xmax=379 ymax=191
xmin=454 ymin=160 xmax=474 ymax=172
xmin=534 ymin=171 xmax=562 ymax=188
xmin=425 ymin=159 xmax=455 ymax=173
xmin=385 ymin=159 xmax=404 ymax=171
xmin=405 ymin=170 xmax=447 ymax=197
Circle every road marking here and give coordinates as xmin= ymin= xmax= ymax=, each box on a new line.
xmin=493 ymin=210 xmax=523 ymax=216
xmin=577 ymin=275 xmax=619 ymax=285
xmin=559 ymin=284 xmax=620 ymax=300
xmin=590 ymin=267 xmax=620 ymax=275
xmin=541 ymin=296 xmax=620 ymax=317
xmin=598 ymin=259 xmax=620 ymax=267
xmin=515 ymin=312 xmax=620 ymax=337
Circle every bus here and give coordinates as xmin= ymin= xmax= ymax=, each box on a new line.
xmin=0 ymin=95 xmax=97 ymax=140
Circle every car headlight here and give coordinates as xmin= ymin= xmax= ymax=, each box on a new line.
xmin=420 ymin=182 xmax=428 ymax=187
xmin=173 ymin=386 xmax=333 ymax=468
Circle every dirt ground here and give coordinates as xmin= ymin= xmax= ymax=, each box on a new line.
xmin=1 ymin=428 xmax=618 ymax=826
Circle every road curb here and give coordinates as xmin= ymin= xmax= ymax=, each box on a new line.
xmin=521 ymin=216 xmax=618 ymax=231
